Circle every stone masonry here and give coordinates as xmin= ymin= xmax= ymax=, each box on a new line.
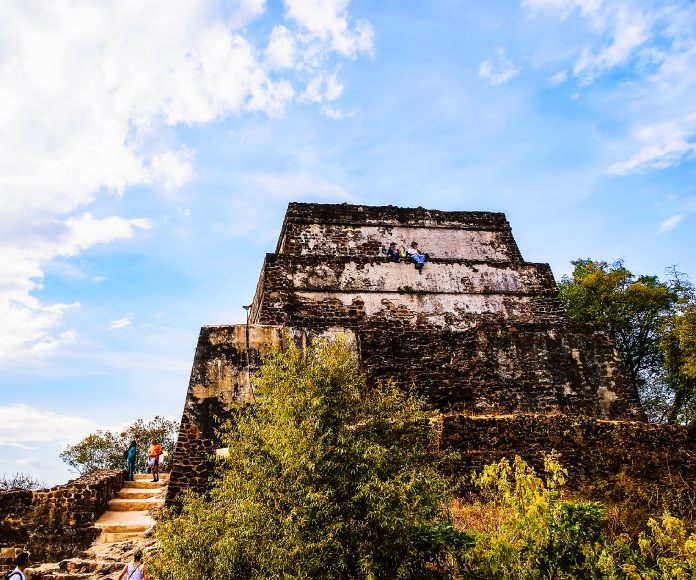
xmin=167 ymin=202 xmax=694 ymax=504
xmin=0 ymin=469 xmax=123 ymax=563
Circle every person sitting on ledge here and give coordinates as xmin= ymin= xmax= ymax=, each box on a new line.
xmin=407 ymin=241 xmax=430 ymax=273
xmin=386 ymin=242 xmax=402 ymax=262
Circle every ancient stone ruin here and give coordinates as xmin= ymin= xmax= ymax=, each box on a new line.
xmin=167 ymin=202 xmax=694 ymax=504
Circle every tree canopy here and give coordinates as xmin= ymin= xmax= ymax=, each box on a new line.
xmin=558 ymin=259 xmax=695 ymax=424
xmin=59 ymin=415 xmax=179 ymax=474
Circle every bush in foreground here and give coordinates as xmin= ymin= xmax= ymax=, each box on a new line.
xmin=153 ymin=339 xmax=469 ymax=579
xmin=456 ymin=455 xmax=696 ymax=579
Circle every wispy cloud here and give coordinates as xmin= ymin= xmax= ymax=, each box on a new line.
xmin=524 ymin=0 xmax=696 ymax=176
xmin=658 ymin=214 xmax=684 ymax=234
xmin=109 ymin=318 xmax=132 ymax=331
xmin=479 ymin=48 xmax=520 ymax=86
xmin=550 ymin=69 xmax=569 ymax=84
xmin=321 ymin=106 xmax=358 ymax=120
xmin=0 ymin=405 xmax=97 ymax=446
xmin=608 ymin=115 xmax=696 ymax=175
xmin=572 ymin=7 xmax=651 ymax=85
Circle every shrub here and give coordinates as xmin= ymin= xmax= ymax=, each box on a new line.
xmin=152 ymin=339 xmax=469 ymax=579
xmin=462 ymin=455 xmax=605 ymax=579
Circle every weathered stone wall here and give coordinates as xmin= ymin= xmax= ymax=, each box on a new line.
xmin=442 ymin=414 xmax=696 ymax=494
xmin=261 ymin=257 xmax=558 ymax=294
xmin=167 ymin=325 xmax=280 ymax=503
xmin=357 ymin=324 xmax=643 ymax=420
xmin=251 ymin=255 xmax=565 ymax=330
xmin=0 ymin=469 xmax=123 ymax=562
xmin=248 ymin=203 xmax=643 ymax=420
xmin=168 ymin=202 xmax=666 ymax=504
xmin=167 ymin=324 xmax=357 ymax=503
xmin=276 ymin=203 xmax=523 ymax=262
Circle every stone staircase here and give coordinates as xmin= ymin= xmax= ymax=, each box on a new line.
xmin=94 ymin=473 xmax=165 ymax=544
xmin=30 ymin=474 xmax=167 ymax=580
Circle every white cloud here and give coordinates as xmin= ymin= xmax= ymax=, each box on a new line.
xmin=608 ymin=114 xmax=696 ymax=175
xmin=0 ymin=405 xmax=97 ymax=446
xmin=266 ymin=25 xmax=298 ymax=69
xmin=149 ymin=150 xmax=194 ymax=192
xmin=302 ymin=72 xmax=344 ymax=103
xmin=523 ymin=1 xmax=651 ymax=84
xmin=0 ymin=0 xmax=371 ymax=362
xmin=522 ymin=0 xmax=604 ymax=20
xmin=321 ymin=106 xmax=357 ymax=120
xmin=550 ymin=69 xmax=569 ymax=84
xmin=284 ymin=0 xmax=374 ymax=58
xmin=227 ymin=0 xmax=268 ymax=29
xmin=479 ymin=48 xmax=520 ymax=85
xmin=658 ymin=214 xmax=684 ymax=234
xmin=264 ymin=1 xmax=374 ymax=73
xmin=109 ymin=318 xmax=132 ymax=331
xmin=572 ymin=7 xmax=651 ymax=84
xmin=0 ymin=214 xmax=149 ymax=361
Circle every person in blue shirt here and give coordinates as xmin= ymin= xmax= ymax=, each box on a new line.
xmin=126 ymin=441 xmax=137 ymax=481
xmin=407 ymin=241 xmax=430 ymax=273
xmin=386 ymin=242 xmax=402 ymax=262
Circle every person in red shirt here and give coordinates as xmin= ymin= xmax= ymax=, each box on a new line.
xmin=147 ymin=440 xmax=162 ymax=482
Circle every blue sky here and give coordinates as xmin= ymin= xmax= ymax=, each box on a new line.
xmin=1 ymin=0 xmax=694 ymax=485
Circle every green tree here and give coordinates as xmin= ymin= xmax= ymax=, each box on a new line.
xmin=153 ymin=339 xmax=469 ymax=579
xmin=59 ymin=416 xmax=179 ymax=475
xmin=558 ymin=259 xmax=695 ymax=423
xmin=659 ymin=304 xmax=696 ymax=424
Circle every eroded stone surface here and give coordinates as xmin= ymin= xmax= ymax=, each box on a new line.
xmin=168 ymin=203 xmax=693 ymax=505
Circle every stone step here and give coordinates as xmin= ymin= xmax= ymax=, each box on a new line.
xmin=94 ymin=510 xmax=156 ymax=533
xmin=122 ymin=480 xmax=164 ymax=489
xmin=133 ymin=473 xmax=169 ymax=481
xmin=107 ymin=498 xmax=164 ymax=512
xmin=95 ymin=521 xmax=151 ymax=534
xmin=58 ymin=558 xmax=98 ymax=573
xmin=97 ymin=531 xmax=147 ymax=544
xmin=117 ymin=488 xmax=160 ymax=499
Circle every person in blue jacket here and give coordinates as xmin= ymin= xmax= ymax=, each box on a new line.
xmin=126 ymin=441 xmax=137 ymax=481
xmin=386 ymin=242 xmax=402 ymax=262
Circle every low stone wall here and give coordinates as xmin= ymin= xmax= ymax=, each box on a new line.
xmin=0 ymin=469 xmax=123 ymax=562
xmin=442 ymin=414 xmax=696 ymax=494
